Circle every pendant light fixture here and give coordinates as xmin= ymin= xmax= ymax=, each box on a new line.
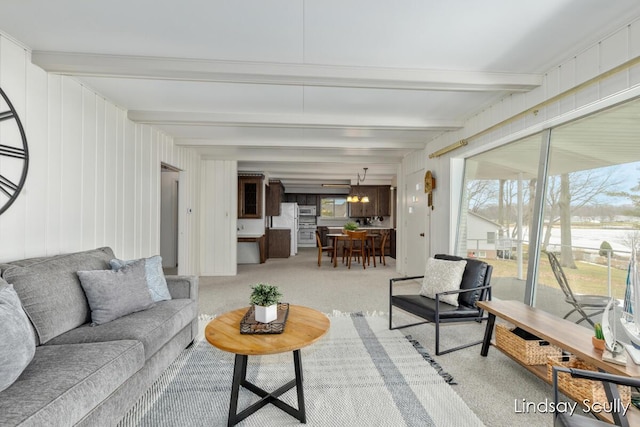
xmin=347 ymin=168 xmax=369 ymax=203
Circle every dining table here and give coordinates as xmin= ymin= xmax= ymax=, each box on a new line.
xmin=326 ymin=232 xmax=377 ymax=268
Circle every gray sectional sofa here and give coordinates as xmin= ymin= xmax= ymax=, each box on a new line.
xmin=0 ymin=247 xmax=198 ymax=427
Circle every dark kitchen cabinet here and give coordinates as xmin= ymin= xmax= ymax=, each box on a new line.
xmin=377 ymin=186 xmax=391 ymax=216
xmin=268 ymin=228 xmax=290 ymax=258
xmin=266 ymin=180 xmax=285 ymax=216
xmin=238 ymin=175 xmax=263 ymax=219
xmin=349 ymin=186 xmax=380 ymax=217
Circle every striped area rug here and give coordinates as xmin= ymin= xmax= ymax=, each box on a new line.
xmin=120 ymin=313 xmax=484 ymax=427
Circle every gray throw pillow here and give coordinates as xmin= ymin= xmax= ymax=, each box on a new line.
xmin=0 ymin=280 xmax=36 ymax=392
xmin=110 ymin=255 xmax=172 ymax=302
xmin=78 ymin=259 xmax=155 ymax=325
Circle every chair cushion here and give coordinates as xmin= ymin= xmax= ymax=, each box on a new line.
xmin=435 ymin=254 xmax=489 ymax=307
xmin=110 ymin=255 xmax=172 ymax=302
xmin=391 ymin=294 xmax=481 ymax=320
xmin=420 ymin=257 xmax=467 ymax=306
xmin=0 ymin=280 xmax=36 ymax=392
xmin=78 ymin=259 xmax=155 ymax=325
xmin=0 ymin=247 xmax=115 ymax=344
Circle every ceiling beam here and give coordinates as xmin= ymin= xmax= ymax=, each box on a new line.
xmin=32 ymin=51 xmax=543 ymax=92
xmin=128 ymin=110 xmax=462 ymax=131
xmin=175 ymin=138 xmax=426 ymax=149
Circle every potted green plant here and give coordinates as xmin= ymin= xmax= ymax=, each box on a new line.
xmin=250 ymin=283 xmax=282 ymax=323
xmin=344 ymin=221 xmax=358 ymax=231
xmin=592 ymin=322 xmax=605 ymax=350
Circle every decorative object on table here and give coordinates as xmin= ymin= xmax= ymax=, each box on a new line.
xmin=240 ymin=303 xmax=290 ymax=334
xmin=0 ymin=87 xmax=29 ymax=216
xmin=592 ymin=322 xmax=605 ymax=351
xmin=601 ymin=296 xmax=627 ymax=365
xmin=621 ymin=243 xmax=640 ymax=364
xmin=249 ymin=283 xmax=282 ymax=323
xmin=343 ymin=221 xmax=358 ymax=231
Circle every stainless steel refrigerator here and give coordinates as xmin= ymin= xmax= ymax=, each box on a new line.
xmin=271 ymin=202 xmax=299 ymax=256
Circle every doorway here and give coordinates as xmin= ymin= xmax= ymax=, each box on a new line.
xmin=160 ymin=163 xmax=180 ymax=275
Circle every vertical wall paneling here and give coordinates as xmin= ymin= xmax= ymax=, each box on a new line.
xmin=60 ymin=78 xmax=83 ymax=252
xmin=24 ymin=56 xmax=48 ymax=258
xmin=0 ymin=36 xmax=27 ymax=260
xmin=103 ymin=102 xmax=117 ymax=250
xmin=200 ymin=159 xmax=236 ymax=276
xmin=81 ymin=87 xmax=97 ymax=251
xmin=114 ymin=108 xmax=124 ymax=253
xmin=0 ymin=34 xmax=202 ymax=274
xmin=94 ymin=96 xmax=106 ymax=246
xmin=122 ymin=119 xmax=136 ymax=259
xmin=139 ymin=126 xmax=151 ymax=257
xmin=46 ymin=74 xmax=62 ymax=255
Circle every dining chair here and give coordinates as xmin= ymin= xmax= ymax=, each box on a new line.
xmin=378 ymin=230 xmax=390 ymax=265
xmin=345 ymin=230 xmax=368 ymax=269
xmin=315 ymin=231 xmax=334 ymax=267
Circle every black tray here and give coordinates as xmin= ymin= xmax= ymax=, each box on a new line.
xmin=240 ymin=303 xmax=289 ymax=334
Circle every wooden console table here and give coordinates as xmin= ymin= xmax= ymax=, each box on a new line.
xmin=478 ymin=300 xmax=640 ymax=425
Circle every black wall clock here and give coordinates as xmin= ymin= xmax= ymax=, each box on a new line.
xmin=0 ymin=86 xmax=29 ymax=216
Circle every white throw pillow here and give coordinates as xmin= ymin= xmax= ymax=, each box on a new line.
xmin=420 ymin=257 xmax=467 ymax=306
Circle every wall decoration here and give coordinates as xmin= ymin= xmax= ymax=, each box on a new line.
xmin=0 ymin=87 xmax=29 ymax=215
xmin=424 ymin=170 xmax=436 ymax=209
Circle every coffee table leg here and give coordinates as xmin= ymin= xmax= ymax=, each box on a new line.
xmin=228 ymin=354 xmax=248 ymax=426
xmin=293 ymin=349 xmax=306 ymax=423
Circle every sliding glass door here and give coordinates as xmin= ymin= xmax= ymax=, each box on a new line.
xmin=458 ymin=98 xmax=640 ymax=336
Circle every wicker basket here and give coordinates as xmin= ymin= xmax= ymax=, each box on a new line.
xmin=546 ymin=355 xmax=631 ymax=407
xmin=495 ymin=323 xmax=561 ymax=365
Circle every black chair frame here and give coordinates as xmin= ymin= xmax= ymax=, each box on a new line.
xmin=546 ymin=251 xmax=609 ymax=327
xmin=389 ymin=257 xmax=492 ymax=356
xmin=552 ymin=366 xmax=640 ymax=427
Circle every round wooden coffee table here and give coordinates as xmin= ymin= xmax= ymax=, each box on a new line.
xmin=205 ymin=305 xmax=330 ymax=426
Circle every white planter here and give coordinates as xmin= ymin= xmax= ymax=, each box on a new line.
xmin=255 ymin=304 xmax=278 ymax=323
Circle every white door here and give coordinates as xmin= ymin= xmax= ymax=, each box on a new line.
xmin=405 ymin=169 xmax=427 ymax=276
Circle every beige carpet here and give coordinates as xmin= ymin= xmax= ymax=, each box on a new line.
xmin=197 ymin=248 xmax=552 ymax=426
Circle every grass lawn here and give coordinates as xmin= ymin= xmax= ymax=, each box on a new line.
xmin=490 ymin=257 xmax=628 ymax=299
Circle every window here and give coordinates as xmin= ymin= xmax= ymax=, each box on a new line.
xmin=487 ymin=232 xmax=496 ymax=244
xmin=457 ymin=97 xmax=640 ymax=343
xmin=321 ymin=197 xmax=348 ymax=218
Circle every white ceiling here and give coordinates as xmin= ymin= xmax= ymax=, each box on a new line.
xmin=2 ymin=0 xmax=640 ymax=188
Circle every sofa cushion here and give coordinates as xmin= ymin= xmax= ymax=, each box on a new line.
xmin=420 ymin=257 xmax=467 ymax=306
xmin=0 ymin=340 xmax=144 ymax=427
xmin=0 ymin=280 xmax=36 ymax=393
xmin=0 ymin=247 xmax=115 ymax=344
xmin=110 ymin=255 xmax=172 ymax=302
xmin=78 ymin=259 xmax=155 ymax=325
xmin=46 ymin=298 xmax=196 ymax=360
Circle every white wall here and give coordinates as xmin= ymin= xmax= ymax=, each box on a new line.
xmin=407 ymin=18 xmax=640 ymax=263
xmin=0 ymin=33 xmax=202 ymax=274
xmin=200 ymin=160 xmax=237 ymax=275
